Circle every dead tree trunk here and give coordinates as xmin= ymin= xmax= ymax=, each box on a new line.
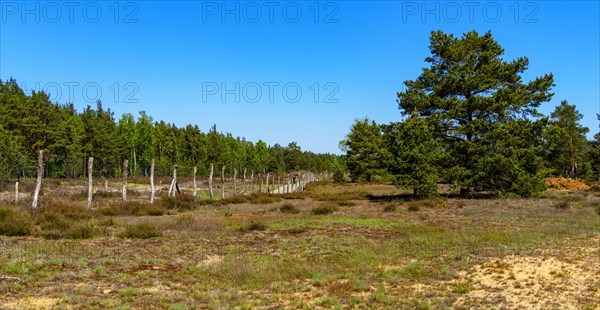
xmin=31 ymin=150 xmax=43 ymax=213
xmin=192 ymin=166 xmax=197 ymax=197
xmin=104 ymin=178 xmax=108 ymax=191
xmin=242 ymin=168 xmax=247 ymax=193
xmin=209 ymin=164 xmax=214 ymax=200
xmin=266 ymin=173 xmax=270 ymax=194
xmin=278 ymin=176 xmax=281 ymax=194
xmin=87 ymin=157 xmax=93 ymax=208
xmin=221 ymin=165 xmax=226 ymax=200
xmin=14 ymin=181 xmax=19 ymax=204
xmin=233 ymin=168 xmax=237 ymax=195
xmin=168 ymin=165 xmax=178 ymax=197
xmin=150 ymin=159 xmax=155 ymax=204
xmin=122 ymin=159 xmax=128 ymax=202
xmin=251 ymin=170 xmax=255 ymax=193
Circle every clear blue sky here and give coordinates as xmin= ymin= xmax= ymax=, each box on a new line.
xmin=1 ymin=1 xmax=598 ymax=154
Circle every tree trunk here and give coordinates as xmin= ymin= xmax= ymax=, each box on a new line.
xmin=150 ymin=159 xmax=155 ymax=204
xmin=278 ymin=176 xmax=281 ymax=194
xmin=221 ymin=165 xmax=226 ymax=200
xmin=169 ymin=165 xmax=178 ymax=197
xmin=242 ymin=168 xmax=247 ymax=193
xmin=87 ymin=157 xmax=93 ymax=208
xmin=122 ymin=160 xmax=128 ymax=202
xmin=31 ymin=150 xmax=43 ymax=213
xmin=266 ymin=173 xmax=270 ymax=193
xmin=192 ymin=166 xmax=197 ymax=197
xmin=251 ymin=170 xmax=255 ymax=193
xmin=14 ymin=181 xmax=19 ymax=204
xmin=233 ymin=168 xmax=237 ymax=196
xmin=209 ymin=164 xmax=214 ymax=200
xmin=104 ymin=178 xmax=108 ymax=191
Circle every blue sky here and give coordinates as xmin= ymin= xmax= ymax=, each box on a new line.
xmin=1 ymin=1 xmax=598 ymax=154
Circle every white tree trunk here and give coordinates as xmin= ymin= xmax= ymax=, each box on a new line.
xmin=14 ymin=181 xmax=19 ymax=204
xmin=192 ymin=165 xmax=197 ymax=197
xmin=104 ymin=178 xmax=108 ymax=191
xmin=169 ymin=165 xmax=178 ymax=197
xmin=233 ymin=168 xmax=237 ymax=195
xmin=122 ymin=160 xmax=128 ymax=202
xmin=251 ymin=170 xmax=255 ymax=193
xmin=209 ymin=164 xmax=214 ymax=200
xmin=221 ymin=166 xmax=226 ymax=200
xmin=266 ymin=173 xmax=270 ymax=193
xmin=150 ymin=159 xmax=155 ymax=204
xmin=31 ymin=150 xmax=43 ymax=213
xmin=87 ymin=157 xmax=93 ymax=208
xmin=242 ymin=168 xmax=247 ymax=193
xmin=278 ymin=176 xmax=281 ymax=194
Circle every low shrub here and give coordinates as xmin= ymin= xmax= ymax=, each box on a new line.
xmin=237 ymin=220 xmax=267 ymax=232
xmin=338 ymin=201 xmax=356 ymax=207
xmin=408 ymin=205 xmax=420 ymax=212
xmin=311 ymin=205 xmax=338 ymax=215
xmin=160 ymin=194 xmax=196 ymax=211
xmin=100 ymin=202 xmax=167 ymax=216
xmin=279 ymin=204 xmax=299 ymax=214
xmin=120 ymin=223 xmax=162 ymax=239
xmin=247 ymin=193 xmax=282 ymax=204
xmin=65 ymin=223 xmax=98 ymax=239
xmin=383 ymin=204 xmax=397 ymax=212
xmin=553 ymin=200 xmax=570 ymax=210
xmin=0 ymin=206 xmax=33 ymax=236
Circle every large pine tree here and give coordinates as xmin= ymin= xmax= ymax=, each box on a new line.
xmin=397 ymin=30 xmax=554 ymax=196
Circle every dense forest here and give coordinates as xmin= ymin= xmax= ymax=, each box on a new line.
xmin=0 ymin=79 xmax=341 ymax=179
xmin=341 ymin=30 xmax=600 ymax=198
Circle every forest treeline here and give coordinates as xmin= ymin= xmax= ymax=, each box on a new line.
xmin=341 ymin=30 xmax=600 ymax=198
xmin=0 ymin=79 xmax=341 ymax=179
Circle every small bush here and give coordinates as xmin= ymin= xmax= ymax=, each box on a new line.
xmin=280 ymin=204 xmax=299 ymax=214
xmin=0 ymin=206 xmax=33 ymax=236
xmin=408 ymin=205 xmax=420 ymax=212
xmin=383 ymin=204 xmax=397 ymax=212
xmin=120 ymin=223 xmax=162 ymax=239
xmin=337 ymin=201 xmax=356 ymax=207
xmin=237 ymin=220 xmax=267 ymax=232
xmin=223 ymin=211 xmax=233 ymax=217
xmin=311 ymin=205 xmax=338 ymax=215
xmin=553 ymin=200 xmax=570 ymax=210
xmin=160 ymin=194 xmax=196 ymax=211
xmin=281 ymin=192 xmax=308 ymax=200
xmin=247 ymin=193 xmax=282 ymax=204
xmin=287 ymin=227 xmax=308 ymax=234
xmin=65 ymin=224 xmax=97 ymax=239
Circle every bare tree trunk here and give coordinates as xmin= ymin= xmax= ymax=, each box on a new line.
xmin=104 ymin=178 xmax=108 ymax=191
xmin=233 ymin=168 xmax=237 ymax=195
xmin=221 ymin=165 xmax=226 ymax=200
xmin=168 ymin=165 xmax=178 ymax=197
xmin=122 ymin=159 xmax=128 ymax=202
xmin=87 ymin=157 xmax=93 ymax=208
xmin=266 ymin=173 xmax=270 ymax=194
xmin=150 ymin=159 xmax=155 ymax=204
xmin=192 ymin=166 xmax=197 ymax=197
xmin=251 ymin=170 xmax=255 ymax=193
xmin=242 ymin=168 xmax=247 ymax=193
xmin=209 ymin=164 xmax=214 ymax=200
xmin=14 ymin=181 xmax=19 ymax=204
xmin=278 ymin=176 xmax=281 ymax=194
xmin=31 ymin=150 xmax=43 ymax=213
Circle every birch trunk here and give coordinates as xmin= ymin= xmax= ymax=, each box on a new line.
xmin=122 ymin=160 xmax=128 ymax=202
xmin=192 ymin=166 xmax=197 ymax=197
xmin=233 ymin=168 xmax=237 ymax=196
xmin=150 ymin=159 xmax=155 ymax=204
xmin=87 ymin=157 xmax=93 ymax=208
xmin=221 ymin=165 xmax=225 ymax=200
xmin=209 ymin=164 xmax=214 ymax=200
xmin=251 ymin=170 xmax=255 ymax=193
xmin=31 ymin=150 xmax=43 ymax=213
xmin=15 ymin=181 xmax=19 ymax=204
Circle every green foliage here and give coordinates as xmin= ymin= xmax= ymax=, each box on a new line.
xmin=394 ymin=30 xmax=555 ymax=197
xmin=0 ymin=78 xmax=338 ymax=179
xmin=120 ymin=223 xmax=162 ymax=239
xmin=340 ymin=118 xmax=389 ymax=182
xmin=0 ymin=206 xmax=33 ymax=236
xmin=543 ymin=101 xmax=591 ymax=179
xmin=280 ymin=204 xmax=299 ymax=214
xmin=385 ymin=116 xmax=440 ymax=198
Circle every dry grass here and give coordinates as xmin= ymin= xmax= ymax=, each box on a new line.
xmin=0 ymin=180 xmax=599 ymax=309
